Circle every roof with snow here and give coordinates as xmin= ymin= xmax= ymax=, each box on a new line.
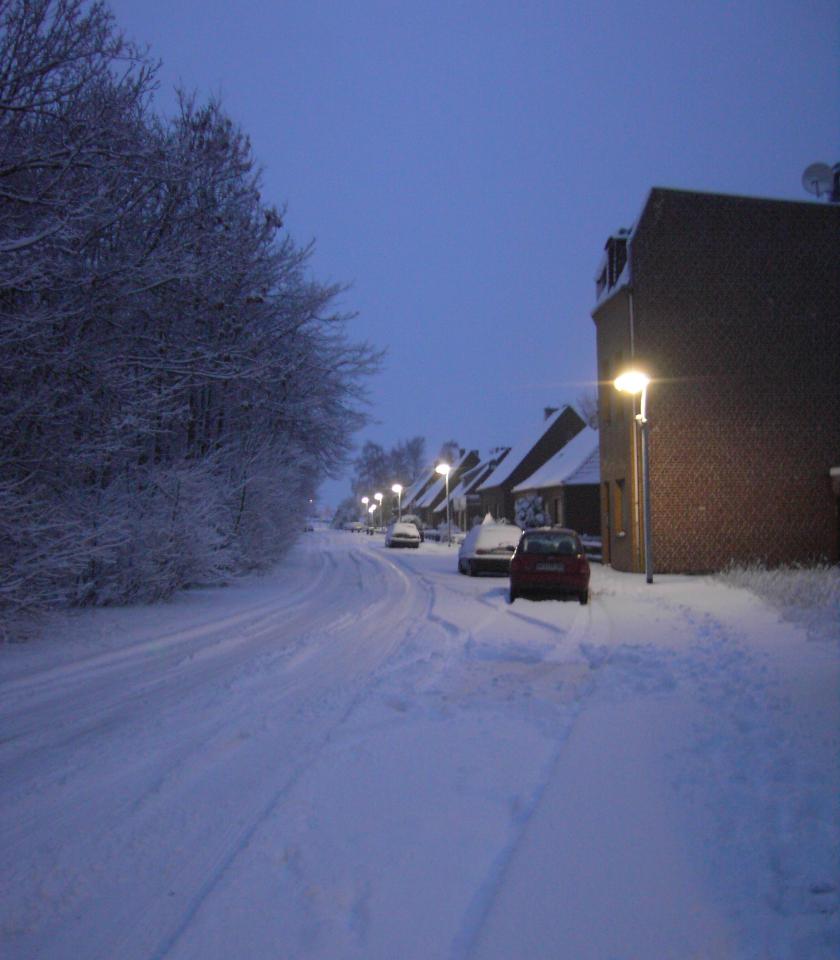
xmin=402 ymin=466 xmax=437 ymax=508
xmin=476 ymin=406 xmax=574 ymax=492
xmin=512 ymin=427 xmax=600 ymax=492
xmin=414 ymin=449 xmax=475 ymax=509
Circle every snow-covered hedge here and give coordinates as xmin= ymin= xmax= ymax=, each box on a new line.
xmin=717 ymin=563 xmax=840 ymax=642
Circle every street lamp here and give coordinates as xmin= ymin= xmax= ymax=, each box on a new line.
xmin=614 ymin=370 xmax=653 ymax=584
xmin=391 ymin=483 xmax=403 ymax=521
xmin=374 ymin=492 xmax=383 ymax=530
xmin=435 ymin=462 xmax=452 ymax=545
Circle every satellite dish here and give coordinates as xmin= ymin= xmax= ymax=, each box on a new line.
xmin=802 ymin=162 xmax=834 ymax=198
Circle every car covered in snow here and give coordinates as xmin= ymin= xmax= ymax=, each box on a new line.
xmin=400 ymin=514 xmax=425 ymax=541
xmin=508 ymin=527 xmax=590 ymax=604
xmin=384 ymin=521 xmax=421 ymax=548
xmin=457 ymin=522 xmax=521 ymax=575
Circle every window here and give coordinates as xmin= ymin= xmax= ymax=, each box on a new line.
xmin=614 ymin=479 xmax=625 ymax=534
xmin=523 ymin=533 xmax=578 ymax=556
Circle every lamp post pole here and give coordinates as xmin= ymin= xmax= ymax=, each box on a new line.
xmin=638 ymin=383 xmax=653 ymax=584
xmin=615 ymin=371 xmax=654 ymax=584
xmin=360 ymin=496 xmax=369 ymax=530
xmin=391 ymin=484 xmax=403 ymax=522
xmin=436 ymin=463 xmax=452 ymax=546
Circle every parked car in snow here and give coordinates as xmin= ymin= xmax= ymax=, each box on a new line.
xmin=508 ymin=527 xmax=590 ymax=604
xmin=385 ymin=521 xmax=421 ymax=548
xmin=343 ymin=521 xmax=365 ymax=532
xmin=400 ymin=514 xmax=425 ymax=541
xmin=457 ymin=522 xmax=521 ymax=576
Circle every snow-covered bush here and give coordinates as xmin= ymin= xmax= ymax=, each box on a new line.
xmin=514 ymin=494 xmax=549 ymax=529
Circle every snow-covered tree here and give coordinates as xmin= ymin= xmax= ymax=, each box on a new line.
xmin=576 ymin=388 xmax=599 ymax=429
xmin=351 ymin=436 xmax=426 ymax=496
xmin=0 ymin=0 xmax=378 ymax=622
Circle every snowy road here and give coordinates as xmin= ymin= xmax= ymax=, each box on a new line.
xmin=1 ymin=531 xmax=838 ymax=959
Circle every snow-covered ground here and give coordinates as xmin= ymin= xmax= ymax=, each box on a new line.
xmin=1 ymin=531 xmax=837 ymax=959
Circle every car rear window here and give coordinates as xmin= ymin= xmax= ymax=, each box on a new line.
xmin=521 ymin=533 xmax=578 ymax=556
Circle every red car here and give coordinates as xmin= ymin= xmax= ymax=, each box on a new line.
xmin=509 ymin=527 xmax=590 ymax=605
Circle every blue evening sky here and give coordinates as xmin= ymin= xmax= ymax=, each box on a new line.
xmin=108 ymin=0 xmax=839 ymax=509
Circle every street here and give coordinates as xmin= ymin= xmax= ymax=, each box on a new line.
xmin=1 ymin=531 xmax=837 ymax=959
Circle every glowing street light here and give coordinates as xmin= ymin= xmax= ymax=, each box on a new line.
xmin=614 ymin=370 xmax=653 ymax=583
xmin=391 ymin=483 xmax=403 ymax=521
xmin=435 ymin=462 xmax=452 ymax=546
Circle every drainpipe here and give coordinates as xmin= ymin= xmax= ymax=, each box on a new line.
xmin=628 ymin=287 xmax=642 ymax=574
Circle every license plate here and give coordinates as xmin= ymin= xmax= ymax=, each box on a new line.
xmin=536 ymin=562 xmax=564 ymax=571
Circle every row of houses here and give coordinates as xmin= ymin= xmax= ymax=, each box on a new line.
xmin=402 ymin=186 xmax=839 ymax=573
xmin=402 ymin=405 xmax=601 ymax=537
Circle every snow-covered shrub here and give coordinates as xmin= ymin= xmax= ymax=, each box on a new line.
xmin=515 ymin=494 xmax=549 ymax=529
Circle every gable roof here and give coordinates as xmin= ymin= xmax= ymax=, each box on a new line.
xmin=414 ymin=448 xmax=476 ymax=509
xmin=476 ymin=406 xmax=577 ymax=492
xmin=512 ymin=427 xmax=600 ymax=492
xmin=403 ymin=466 xmax=437 ymax=508
xmin=432 ymin=454 xmax=506 ymax=513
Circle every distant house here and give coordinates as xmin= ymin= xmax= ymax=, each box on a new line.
xmin=476 ymin=405 xmax=586 ymax=521
xmin=593 ymin=187 xmax=840 ymax=573
xmin=512 ymin=426 xmax=600 ymax=534
xmin=401 ymin=466 xmax=440 ymax=517
xmin=433 ymin=449 xmax=511 ymax=530
xmin=411 ymin=449 xmax=480 ymax=526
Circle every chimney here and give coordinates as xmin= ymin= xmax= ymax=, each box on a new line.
xmin=606 ymin=230 xmax=629 ymax=288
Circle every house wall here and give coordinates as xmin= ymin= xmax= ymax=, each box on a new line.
xmin=566 ymin=485 xmax=601 ymax=536
xmin=594 ymin=189 xmax=840 ymax=572
xmin=594 ymin=286 xmax=639 ymax=570
xmin=520 ymin=484 xmax=600 ymax=536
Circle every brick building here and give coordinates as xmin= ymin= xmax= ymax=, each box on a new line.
xmin=593 ymin=188 xmax=840 ymax=573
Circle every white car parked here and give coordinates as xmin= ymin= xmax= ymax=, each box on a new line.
xmin=457 ymin=522 xmax=522 ymax=575
xmin=384 ymin=521 xmax=422 ymax=549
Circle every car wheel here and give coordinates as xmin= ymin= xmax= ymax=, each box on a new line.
xmin=509 ymin=587 xmax=517 ymax=604
xmin=468 ymin=560 xmax=477 ymax=577
xmin=579 ymin=590 xmax=589 ymax=605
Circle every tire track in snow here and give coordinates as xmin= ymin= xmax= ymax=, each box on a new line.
xmin=90 ymin=534 xmax=437 ymax=960
xmin=448 ymin=596 xmax=614 ymax=960
xmin=0 ymin=534 xmax=421 ymax=959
